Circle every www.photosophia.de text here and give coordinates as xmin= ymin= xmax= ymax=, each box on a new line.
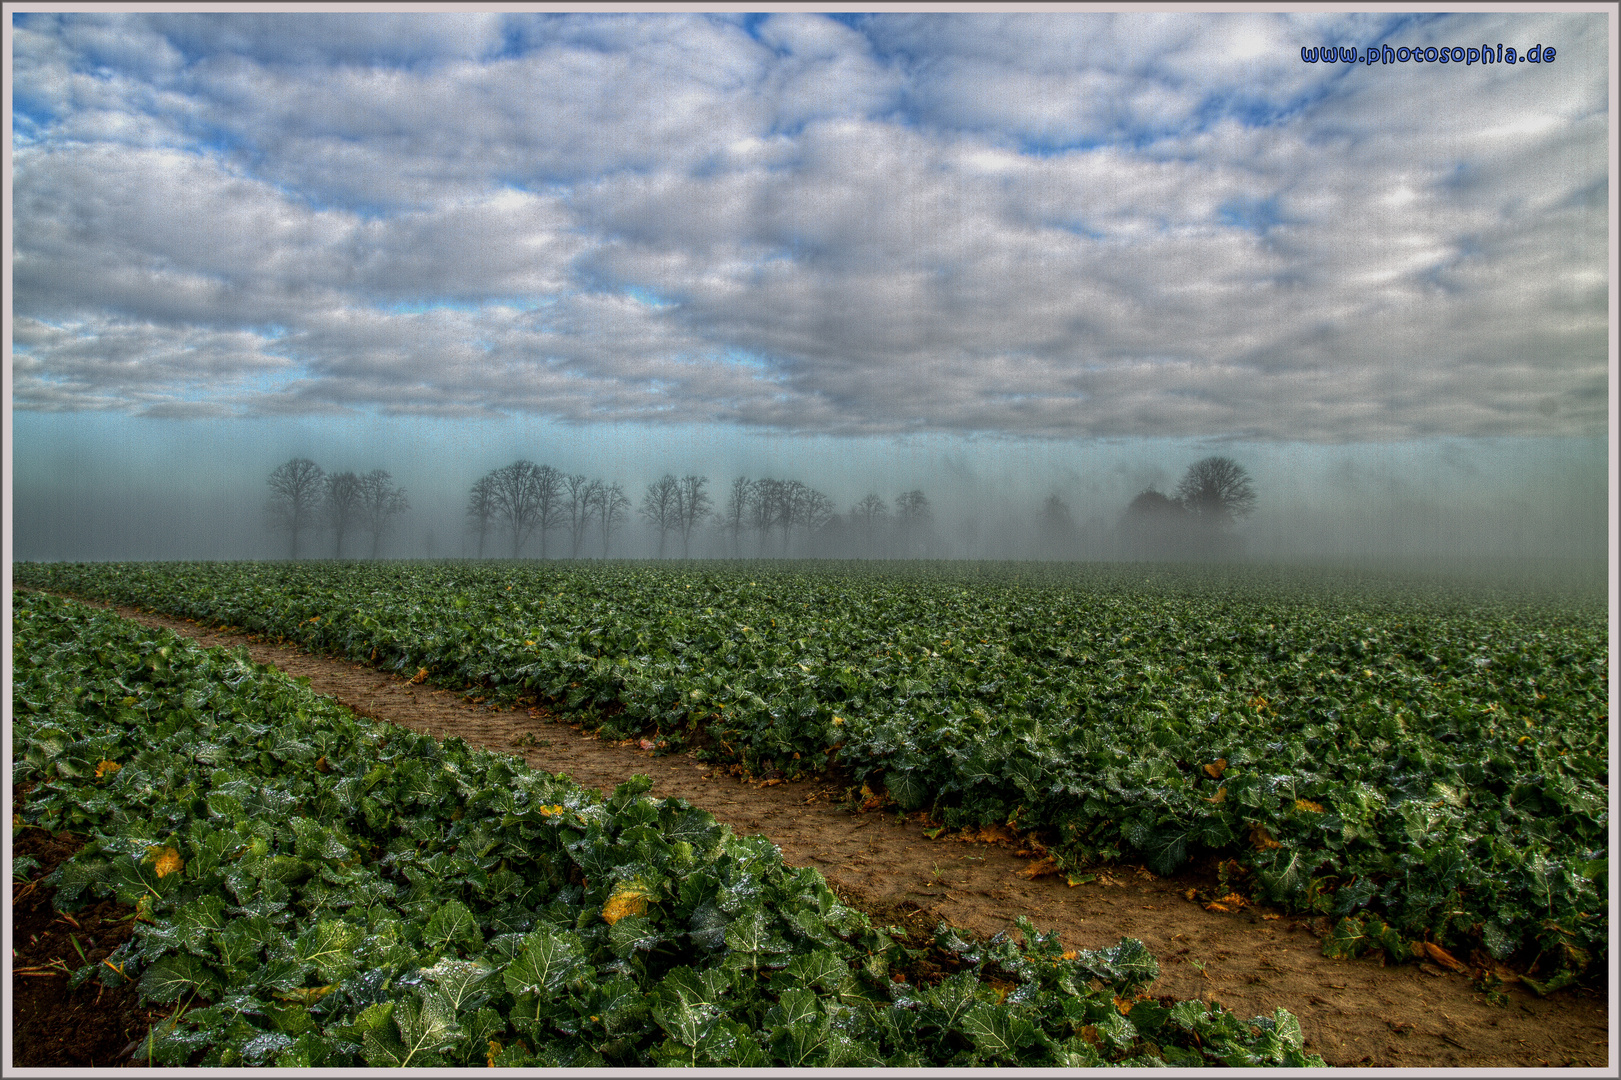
xmin=1304 ymin=44 xmax=1555 ymax=66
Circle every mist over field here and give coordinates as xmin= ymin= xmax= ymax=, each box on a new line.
xmin=11 ymin=412 xmax=1607 ymax=584
xmin=6 ymin=11 xmax=1611 ymax=585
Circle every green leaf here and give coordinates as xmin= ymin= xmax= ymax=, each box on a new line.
xmin=293 ymin=919 xmax=362 ymax=984
xmin=139 ymin=953 xmax=220 ymax=1004
xmin=417 ymin=957 xmax=496 ymax=1011
xmin=422 ymin=898 xmax=484 ymax=954
xmin=502 ymin=929 xmax=587 ymax=996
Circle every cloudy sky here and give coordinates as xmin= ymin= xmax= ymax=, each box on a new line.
xmin=7 ymin=8 xmax=1613 ymax=562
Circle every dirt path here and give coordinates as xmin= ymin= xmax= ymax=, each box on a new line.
xmin=19 ymin=590 xmax=1610 ymax=1068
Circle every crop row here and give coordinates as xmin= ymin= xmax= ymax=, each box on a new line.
xmin=13 ymin=559 xmax=1608 ymax=985
xmin=11 ymin=590 xmax=1324 ymax=1067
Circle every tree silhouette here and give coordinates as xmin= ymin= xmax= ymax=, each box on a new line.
xmin=563 ymin=473 xmax=594 ymax=558
xmin=1175 ymin=456 xmax=1257 ymax=527
xmin=597 ymin=481 xmax=631 ymax=557
xmin=264 ymin=458 xmax=325 ymax=559
xmin=488 ymin=461 xmax=544 ymax=558
xmin=323 ymin=472 xmax=364 ymax=558
xmin=357 ymin=470 xmax=410 ymax=559
xmin=676 ymin=475 xmax=712 ymax=558
xmin=641 ymin=474 xmax=682 ymax=557
xmin=532 ymin=463 xmax=565 ymax=559
xmin=466 ymin=474 xmax=497 ymax=559
xmin=895 ymin=490 xmax=933 ymax=555
xmin=850 ymin=493 xmax=889 ymax=557
xmin=721 ymin=477 xmax=754 ymax=557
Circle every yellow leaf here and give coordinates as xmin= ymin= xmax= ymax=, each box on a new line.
xmin=1293 ymin=799 xmax=1324 ymax=813
xmin=602 ymin=882 xmax=653 ymax=925
xmin=95 ymin=759 xmax=122 ymax=781
xmin=487 ymin=1040 xmax=502 ymax=1067
xmin=1019 ymin=856 xmax=1059 ymax=879
xmin=1250 ymin=824 xmax=1282 ymax=851
xmin=274 ymin=984 xmax=336 ymax=1005
xmin=1413 ymin=941 xmax=1467 ymax=972
xmin=1204 ymin=892 xmax=1248 ymax=913
xmin=1206 ymin=785 xmax=1227 ymax=804
xmin=831 ymin=716 xmax=845 ymax=725
xmin=148 ymin=846 xmax=184 ymax=878
xmin=524 ymin=640 xmax=535 ymax=646
xmin=537 ymin=804 xmax=566 ymax=817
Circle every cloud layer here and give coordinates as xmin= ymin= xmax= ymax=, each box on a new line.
xmin=10 ymin=11 xmax=1609 ymax=440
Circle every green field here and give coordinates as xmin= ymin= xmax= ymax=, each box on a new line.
xmin=12 ymin=589 xmax=1326 ymax=1067
xmin=14 ymin=559 xmax=1609 ymax=988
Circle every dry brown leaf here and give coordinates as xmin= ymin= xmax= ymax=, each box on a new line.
xmin=1204 ymin=892 xmax=1248 ymax=913
xmin=1413 ymin=941 xmax=1467 ymax=972
xmin=1206 ymin=785 xmax=1227 ymax=804
xmin=1203 ymin=759 xmax=1227 ymax=779
xmin=1250 ymin=824 xmax=1282 ymax=851
xmin=1018 ymin=857 xmax=1060 ymax=879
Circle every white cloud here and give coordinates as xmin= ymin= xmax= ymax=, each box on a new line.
xmin=9 ymin=10 xmax=1608 ymax=442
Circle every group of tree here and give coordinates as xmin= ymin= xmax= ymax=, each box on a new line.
xmin=264 ymin=459 xmax=411 ymax=559
xmin=1117 ymin=456 xmax=1257 ymax=559
xmin=465 ymin=461 xmax=632 ymax=560
xmin=267 ymin=453 xmax=1256 ymax=562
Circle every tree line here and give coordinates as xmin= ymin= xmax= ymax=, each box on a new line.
xmin=263 ymin=454 xmax=1254 ymax=561
xmin=263 ymin=458 xmax=409 ymax=559
xmin=461 ymin=462 xmax=936 ymax=560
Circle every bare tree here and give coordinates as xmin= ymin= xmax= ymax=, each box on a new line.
xmin=799 ymin=486 xmax=834 ymax=540
xmin=264 ymin=458 xmax=325 ymax=559
xmin=895 ymin=489 xmax=933 ymax=556
xmin=721 ymin=477 xmax=754 ymax=557
xmin=1175 ymin=456 xmax=1257 ymax=527
xmin=489 ymin=460 xmax=544 ymax=558
xmin=676 ymin=475 xmax=712 ymax=558
xmin=640 ymin=474 xmax=682 ymax=558
xmin=778 ymin=480 xmax=809 ymax=552
xmin=749 ymin=478 xmax=783 ymax=555
xmin=850 ymin=493 xmax=888 ymax=556
xmin=466 ymin=474 xmax=497 ymax=559
xmin=357 ymin=470 xmax=410 ymax=559
xmin=323 ymin=472 xmax=365 ymax=558
xmin=598 ymin=481 xmax=631 ymax=557
xmin=562 ymin=473 xmax=594 ymax=558
xmin=531 ymin=463 xmax=565 ymax=559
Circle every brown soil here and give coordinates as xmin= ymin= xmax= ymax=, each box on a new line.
xmin=10 ymin=812 xmax=167 ymax=1068
xmin=13 ymin=589 xmax=1611 ymax=1068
